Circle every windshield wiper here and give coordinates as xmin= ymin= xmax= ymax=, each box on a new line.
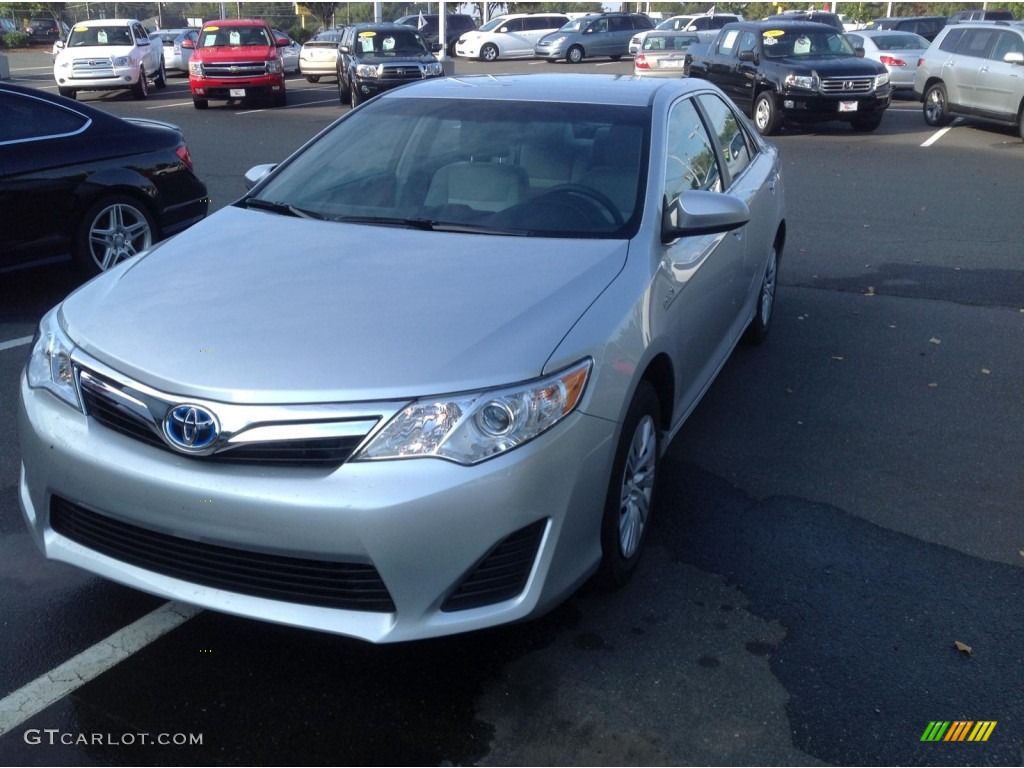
xmin=332 ymin=215 xmax=528 ymax=236
xmin=243 ymin=198 xmax=325 ymax=220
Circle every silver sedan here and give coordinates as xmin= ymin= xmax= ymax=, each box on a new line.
xmin=846 ymin=29 xmax=929 ymax=91
xmin=20 ymin=74 xmax=785 ymax=643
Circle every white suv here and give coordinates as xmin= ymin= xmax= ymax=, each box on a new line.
xmin=914 ymin=22 xmax=1024 ymax=140
xmin=54 ymin=19 xmax=165 ymax=100
xmin=455 ymin=13 xmax=569 ymax=61
xmin=628 ymin=12 xmax=742 ymax=55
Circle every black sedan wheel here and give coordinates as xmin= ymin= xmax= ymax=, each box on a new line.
xmin=75 ymin=195 xmax=156 ymax=275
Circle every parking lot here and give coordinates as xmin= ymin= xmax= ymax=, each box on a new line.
xmin=1 ymin=49 xmax=1023 ymax=765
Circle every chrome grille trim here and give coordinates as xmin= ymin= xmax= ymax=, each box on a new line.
xmin=203 ymin=60 xmax=269 ymax=77
xmin=820 ymin=77 xmax=874 ymax=94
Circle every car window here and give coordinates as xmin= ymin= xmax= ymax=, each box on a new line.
xmin=874 ymin=33 xmax=929 ymax=50
xmin=355 ymin=29 xmax=428 ymax=54
xmin=960 ymin=28 xmax=998 ymax=57
xmin=990 ymin=30 xmax=1024 ymax=60
xmin=609 ymin=16 xmax=630 ymax=32
xmin=665 ymin=97 xmax=721 ymax=198
xmin=938 ymin=27 xmax=966 ymax=52
xmin=739 ymin=30 xmax=759 ymax=55
xmin=846 ymin=33 xmax=864 ymax=48
xmin=717 ymin=28 xmax=740 ymax=55
xmin=0 ymin=92 xmax=89 ymax=144
xmin=697 ymin=93 xmax=752 ymax=185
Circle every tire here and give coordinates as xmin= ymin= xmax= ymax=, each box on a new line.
xmin=851 ymin=114 xmax=883 ymax=132
xmin=1019 ymin=107 xmax=1024 ymax=142
xmin=74 ymin=195 xmax=156 ymax=276
xmin=567 ymin=45 xmax=584 ymax=64
xmin=155 ymin=58 xmax=167 ymax=88
xmin=272 ymin=92 xmax=287 ymax=107
xmin=752 ymin=91 xmax=782 ymax=136
xmin=306 ymin=75 xmax=320 ymax=83
xmin=743 ymin=237 xmax=780 ymax=345
xmin=597 ymin=381 xmax=661 ymax=588
xmin=131 ymin=67 xmax=149 ymax=99
xmin=350 ymin=83 xmax=363 ymax=107
xmin=58 ymin=87 xmax=76 ymax=99
xmin=610 ymin=54 xmax=623 ymax=61
xmin=480 ymin=43 xmax=499 ymax=62
xmin=923 ymin=83 xmax=952 ymax=127
xmin=192 ymin=97 xmax=208 ymax=110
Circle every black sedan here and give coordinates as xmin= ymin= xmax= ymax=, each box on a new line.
xmin=0 ymin=83 xmax=208 ymax=275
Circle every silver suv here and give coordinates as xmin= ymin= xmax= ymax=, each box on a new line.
xmin=914 ymin=21 xmax=1024 ymax=140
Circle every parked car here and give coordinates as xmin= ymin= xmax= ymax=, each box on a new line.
xmin=633 ymin=30 xmax=701 ymax=77
xmin=187 ymin=19 xmax=290 ymax=109
xmin=844 ymin=29 xmax=929 ymax=91
xmin=947 ymin=9 xmax=1016 ymax=23
xmin=24 ymin=17 xmax=68 ymax=45
xmin=1 ymin=17 xmax=19 ymax=40
xmin=455 ymin=13 xmax=568 ymax=61
xmin=337 ymin=23 xmax=443 ymax=107
xmin=300 ymin=29 xmax=344 ymax=81
xmin=393 ymin=13 xmax=477 ymax=56
xmin=0 ymin=83 xmax=207 ymax=274
xmin=915 ymin=21 xmax=1024 ymax=140
xmin=862 ymin=16 xmax=945 ymax=42
xmin=273 ymin=28 xmax=301 ymax=72
xmin=53 ymin=19 xmax=166 ymax=100
xmin=535 ymin=12 xmax=654 ymax=63
xmin=18 ymin=73 xmax=785 ymax=644
xmin=629 ymin=12 xmax=742 ymax=55
xmin=149 ymin=28 xmax=199 ymax=74
xmin=765 ymin=11 xmax=845 ymax=31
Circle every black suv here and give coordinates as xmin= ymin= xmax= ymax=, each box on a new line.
xmin=765 ymin=11 xmax=844 ymax=31
xmin=24 ymin=17 xmax=69 ymax=45
xmin=864 ymin=16 xmax=946 ymax=42
xmin=336 ymin=23 xmax=444 ymax=107
xmin=393 ymin=13 xmax=477 ymax=55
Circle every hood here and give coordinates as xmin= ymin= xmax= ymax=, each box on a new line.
xmin=61 ymin=206 xmax=628 ymax=404
xmin=356 ymin=51 xmax=438 ymax=64
xmin=777 ymin=55 xmax=886 ymax=76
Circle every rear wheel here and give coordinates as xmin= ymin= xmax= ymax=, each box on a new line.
xmin=480 ymin=43 xmax=499 ymax=62
xmin=131 ymin=67 xmax=149 ymax=99
xmin=567 ymin=45 xmax=584 ymax=64
xmin=752 ymin=91 xmax=782 ymax=136
xmin=743 ymin=237 xmax=780 ymax=345
xmin=74 ymin=195 xmax=156 ymax=276
xmin=923 ymin=83 xmax=951 ymax=127
xmin=597 ymin=382 xmax=660 ymax=588
xmin=306 ymin=75 xmax=320 ymax=82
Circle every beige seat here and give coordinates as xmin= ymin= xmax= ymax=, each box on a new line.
xmin=424 ymin=161 xmax=528 ymax=212
xmin=576 ymin=124 xmax=644 ymax=219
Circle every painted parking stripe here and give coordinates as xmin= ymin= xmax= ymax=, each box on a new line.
xmin=0 ymin=601 xmax=201 ymax=736
xmin=922 ymin=119 xmax=963 ymax=147
xmin=0 ymin=336 xmax=33 ymax=352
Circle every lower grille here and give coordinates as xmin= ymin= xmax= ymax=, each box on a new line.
xmin=50 ymin=497 xmax=396 ymax=612
xmin=442 ymin=520 xmax=546 ymax=612
xmin=204 ymin=61 xmax=268 ymax=77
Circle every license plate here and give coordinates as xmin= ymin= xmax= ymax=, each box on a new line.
xmin=659 ymin=59 xmax=685 ymax=68
xmin=839 ymin=100 xmax=858 ymax=112
xmin=229 ymin=88 xmax=246 ymax=97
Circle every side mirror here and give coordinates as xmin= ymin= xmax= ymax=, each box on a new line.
xmin=181 ymin=39 xmax=195 ymax=49
xmin=339 ymin=45 xmax=351 ymax=54
xmin=244 ymin=164 xmax=277 ymax=190
xmin=854 ymin=46 xmax=865 ymax=57
xmin=1005 ymin=51 xmax=1024 ymax=65
xmin=431 ymin=42 xmax=442 ymax=53
xmin=738 ymin=49 xmax=757 ymax=62
xmin=54 ymin=40 xmax=64 ymax=50
xmin=661 ymin=190 xmax=750 ymax=244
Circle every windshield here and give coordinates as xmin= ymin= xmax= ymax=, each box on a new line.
xmin=479 ymin=17 xmax=508 ymax=32
xmin=250 ymin=97 xmax=649 ymax=239
xmin=762 ymin=28 xmax=856 ymax=57
xmin=558 ymin=18 xmax=589 ymax=32
xmin=67 ymin=25 xmax=135 ymax=47
xmin=199 ymin=25 xmax=271 ymax=47
xmin=354 ymin=29 xmax=429 ymax=54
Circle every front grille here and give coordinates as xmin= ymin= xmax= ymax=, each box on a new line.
xmin=51 ymin=497 xmax=396 ymax=612
xmin=820 ymin=76 xmax=875 ymax=94
xmin=81 ymin=385 xmax=164 ymax=449
xmin=442 ymin=520 xmax=546 ymax=612
xmin=379 ymin=64 xmax=425 ymax=82
xmin=203 ymin=60 xmax=268 ymax=77
xmin=71 ymin=58 xmax=116 ymax=78
xmin=214 ymin=436 xmax=364 ymax=466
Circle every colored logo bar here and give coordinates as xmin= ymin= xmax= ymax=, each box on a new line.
xmin=921 ymin=721 xmax=997 ymax=742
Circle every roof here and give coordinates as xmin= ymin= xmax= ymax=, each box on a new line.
xmin=201 ymin=19 xmax=270 ymax=28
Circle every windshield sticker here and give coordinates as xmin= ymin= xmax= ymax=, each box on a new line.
xmin=74 ymin=25 xmax=88 ymax=32
xmin=204 ymin=25 xmax=219 ymax=31
xmin=96 ymin=30 xmax=108 ymax=43
xmin=358 ymin=30 xmax=377 ymax=36
xmin=229 ymin=30 xmax=240 ymax=44
xmin=764 ymin=30 xmax=785 ymax=38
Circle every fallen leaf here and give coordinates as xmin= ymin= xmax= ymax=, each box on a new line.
xmin=929 ymin=338 xmax=941 ymax=345
xmin=864 ymin=286 xmax=876 ymax=296
xmin=831 ymin=355 xmax=844 ymax=361
xmin=981 ymin=368 xmax=991 ymax=375
xmin=927 ymin=383 xmax=938 ymax=388
xmin=785 ymin=388 xmax=794 ymax=394
xmin=954 ymin=640 xmax=973 ymax=656
xmin=888 ymin=324 xmax=897 ymax=329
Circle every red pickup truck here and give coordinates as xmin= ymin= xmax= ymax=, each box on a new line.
xmin=186 ymin=19 xmax=289 ymax=109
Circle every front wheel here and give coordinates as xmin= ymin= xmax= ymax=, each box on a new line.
xmin=752 ymin=91 xmax=782 ymax=136
xmin=192 ymin=97 xmax=208 ymax=109
xmin=923 ymin=83 xmax=951 ymax=127
xmin=272 ymin=91 xmax=287 ymax=107
xmin=567 ymin=45 xmax=584 ymax=64
xmin=597 ymin=382 xmax=661 ymax=588
xmin=131 ymin=67 xmax=149 ymax=99
xmin=154 ymin=58 xmax=167 ymax=88
xmin=480 ymin=43 xmax=499 ymax=62
xmin=350 ymin=83 xmax=363 ymax=107
xmin=743 ymin=238 xmax=780 ymax=345
xmin=74 ymin=195 xmax=156 ymax=276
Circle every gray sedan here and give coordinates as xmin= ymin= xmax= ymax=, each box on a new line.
xmin=19 ymin=75 xmax=785 ymax=643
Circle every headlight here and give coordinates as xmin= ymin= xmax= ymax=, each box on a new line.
xmin=112 ymin=56 xmax=130 ymax=67
xmin=548 ymin=36 xmax=567 ymax=45
xmin=784 ymin=74 xmax=817 ymax=90
xmin=267 ymin=57 xmax=283 ymax=74
xmin=423 ymin=61 xmax=443 ymax=76
xmin=26 ymin=308 xmax=81 ymax=411
xmin=875 ymin=72 xmax=890 ymax=88
xmin=189 ymin=60 xmax=203 ymax=76
xmin=355 ymin=63 xmax=378 ymax=78
xmin=355 ymin=360 xmax=591 ymax=465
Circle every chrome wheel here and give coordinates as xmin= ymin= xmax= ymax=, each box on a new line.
xmin=923 ymin=84 xmax=949 ymax=126
xmin=759 ymin=245 xmax=778 ymax=329
xmin=481 ymin=43 xmax=499 ymax=62
xmin=617 ymin=412 xmax=656 ymax=559
xmin=84 ymin=200 xmax=154 ymax=271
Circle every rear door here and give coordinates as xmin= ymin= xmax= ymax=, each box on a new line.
xmin=972 ymin=30 xmax=1024 ymax=119
xmin=495 ymin=17 xmax=530 ymax=57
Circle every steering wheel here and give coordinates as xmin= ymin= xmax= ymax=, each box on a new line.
xmin=538 ymin=183 xmax=625 ymax=227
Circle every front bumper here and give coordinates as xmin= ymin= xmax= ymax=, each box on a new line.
xmin=534 ymin=43 xmax=568 ymax=60
xmin=19 ymin=371 xmax=614 ymax=643
xmin=189 ymin=75 xmax=285 ymax=100
xmin=353 ymin=72 xmax=444 ymax=99
xmin=776 ymin=88 xmax=891 ymax=121
xmin=55 ymin=68 xmax=140 ymax=90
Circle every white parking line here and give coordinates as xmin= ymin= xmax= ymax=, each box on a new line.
xmin=921 ymin=119 xmax=962 ymax=147
xmin=0 ymin=601 xmax=201 ymax=736
xmin=236 ymin=97 xmax=340 ymax=114
xmin=0 ymin=336 xmax=33 ymax=352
